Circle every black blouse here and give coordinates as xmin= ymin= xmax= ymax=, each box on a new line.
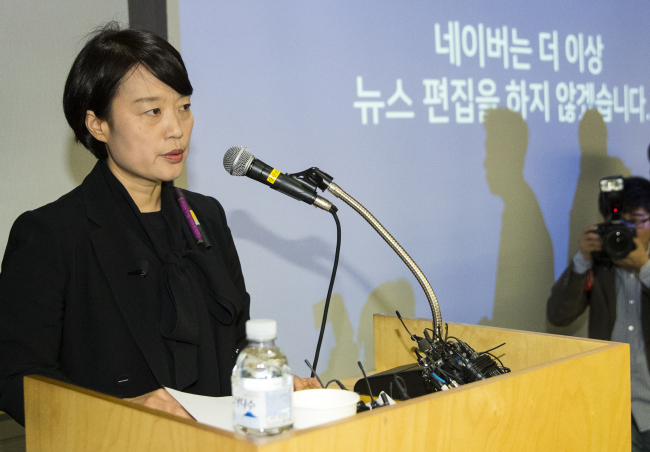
xmin=101 ymin=162 xmax=238 ymax=394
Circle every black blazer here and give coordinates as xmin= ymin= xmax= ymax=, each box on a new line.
xmin=0 ymin=162 xmax=250 ymax=425
xmin=547 ymin=262 xmax=650 ymax=369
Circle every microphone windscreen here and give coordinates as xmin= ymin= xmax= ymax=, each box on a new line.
xmin=223 ymin=146 xmax=254 ymax=176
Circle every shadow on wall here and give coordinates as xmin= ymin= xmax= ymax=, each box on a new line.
xmin=312 ymin=278 xmax=415 ymax=382
xmin=228 ymin=210 xmax=377 ymax=295
xmin=65 ymin=132 xmax=97 ymax=185
xmin=478 ymin=108 xmax=554 ymax=333
xmin=555 ymin=109 xmax=630 ymax=337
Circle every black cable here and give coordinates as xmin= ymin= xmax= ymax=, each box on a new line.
xmin=436 ymin=366 xmax=456 ymax=383
xmin=396 ymin=310 xmax=418 ymax=342
xmin=358 ymin=361 xmax=379 ymax=408
xmin=393 ymin=375 xmax=410 ymax=400
xmin=304 ymin=359 xmax=325 ymax=388
xmin=325 ymin=379 xmax=348 ymax=390
xmin=311 ymin=209 xmax=341 ymax=375
xmin=430 ymin=325 xmax=452 ymax=346
xmin=484 ymin=351 xmax=508 ymax=370
xmin=479 ymin=343 xmax=506 ymax=355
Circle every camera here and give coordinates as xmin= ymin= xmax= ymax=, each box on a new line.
xmin=594 ymin=176 xmax=636 ymax=261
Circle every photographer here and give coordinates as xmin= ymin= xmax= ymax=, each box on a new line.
xmin=547 ymin=176 xmax=650 ymax=451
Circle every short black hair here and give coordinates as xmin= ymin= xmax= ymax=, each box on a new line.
xmin=598 ymin=176 xmax=650 ymax=217
xmin=63 ymin=22 xmax=193 ymax=159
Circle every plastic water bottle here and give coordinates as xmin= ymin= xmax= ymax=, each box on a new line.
xmin=232 ymin=319 xmax=293 ymax=436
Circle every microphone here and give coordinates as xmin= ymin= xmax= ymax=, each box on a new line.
xmin=223 ymin=146 xmax=335 ymax=212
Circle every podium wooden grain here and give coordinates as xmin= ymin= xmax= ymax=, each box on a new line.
xmin=24 ymin=314 xmax=630 ymax=451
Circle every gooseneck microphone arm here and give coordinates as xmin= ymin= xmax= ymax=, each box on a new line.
xmin=222 ymin=145 xmax=442 ymax=337
xmin=324 ymin=181 xmax=442 ymax=336
xmin=222 ymin=147 xmax=508 ymax=394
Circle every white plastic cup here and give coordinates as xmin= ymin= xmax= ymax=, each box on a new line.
xmin=292 ymin=389 xmax=360 ymax=430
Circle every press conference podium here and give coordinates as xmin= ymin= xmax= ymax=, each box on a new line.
xmin=24 ymin=314 xmax=630 ymax=451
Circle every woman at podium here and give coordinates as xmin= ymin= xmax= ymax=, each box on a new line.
xmin=0 ymin=24 xmax=259 ymax=425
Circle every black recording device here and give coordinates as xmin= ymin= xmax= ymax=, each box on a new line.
xmin=354 ymin=312 xmax=510 ymax=399
xmin=413 ymin=325 xmax=508 ymax=393
xmin=594 ymin=175 xmax=636 ymax=263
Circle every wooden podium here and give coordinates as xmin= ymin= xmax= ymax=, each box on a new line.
xmin=24 ymin=314 xmax=630 ymax=451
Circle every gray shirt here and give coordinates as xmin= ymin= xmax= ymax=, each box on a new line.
xmin=573 ymin=252 xmax=650 ymax=432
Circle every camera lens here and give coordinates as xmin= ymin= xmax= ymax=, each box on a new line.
xmin=605 ymin=230 xmax=630 ymax=253
xmin=595 ymin=220 xmax=636 ymax=260
xmin=603 ymin=227 xmax=636 ymax=260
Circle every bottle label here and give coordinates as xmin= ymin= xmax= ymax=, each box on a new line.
xmin=232 ymin=376 xmax=293 ymax=430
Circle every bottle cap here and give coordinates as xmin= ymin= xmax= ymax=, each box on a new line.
xmin=246 ymin=319 xmax=277 ymax=341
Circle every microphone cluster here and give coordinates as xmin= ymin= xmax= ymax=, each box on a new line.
xmin=397 ymin=312 xmax=510 ymax=393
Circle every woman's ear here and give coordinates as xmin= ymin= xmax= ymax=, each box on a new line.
xmin=85 ymin=111 xmax=109 ymax=143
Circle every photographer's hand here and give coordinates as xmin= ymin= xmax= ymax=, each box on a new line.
xmin=578 ymin=225 xmax=602 ymax=261
xmin=613 ymin=237 xmax=649 ymax=272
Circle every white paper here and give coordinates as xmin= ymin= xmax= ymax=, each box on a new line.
xmin=165 ymin=387 xmax=362 ymax=431
xmin=165 ymin=387 xmax=234 ymax=431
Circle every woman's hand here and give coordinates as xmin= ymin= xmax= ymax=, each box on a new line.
xmin=125 ymin=388 xmax=193 ymax=419
xmin=293 ymin=375 xmax=322 ymax=391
